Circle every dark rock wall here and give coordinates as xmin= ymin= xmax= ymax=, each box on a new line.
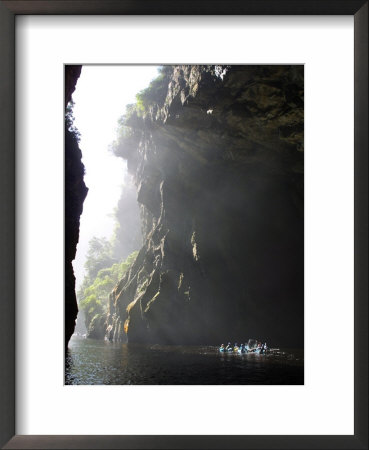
xmin=65 ymin=65 xmax=88 ymax=349
xmin=110 ymin=65 xmax=304 ymax=347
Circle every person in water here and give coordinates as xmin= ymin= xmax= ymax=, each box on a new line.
xmin=219 ymin=344 xmax=225 ymax=352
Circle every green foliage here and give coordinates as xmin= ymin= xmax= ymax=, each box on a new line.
xmin=84 ymin=236 xmax=116 ymax=281
xmin=78 ymin=250 xmax=139 ymax=332
xmin=109 ymin=67 xmax=173 ymax=159
xmin=109 ymin=107 xmax=142 ymax=159
xmin=135 ymin=66 xmax=172 ymax=114
xmin=79 ymin=294 xmax=103 ymax=325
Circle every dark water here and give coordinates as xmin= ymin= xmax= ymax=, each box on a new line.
xmin=65 ymin=336 xmax=304 ymax=385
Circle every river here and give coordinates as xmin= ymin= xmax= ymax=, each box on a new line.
xmin=65 ymin=336 xmax=304 ymax=385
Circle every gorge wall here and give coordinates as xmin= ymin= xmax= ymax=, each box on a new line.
xmin=65 ymin=65 xmax=88 ymax=349
xmin=105 ymin=65 xmax=304 ymax=348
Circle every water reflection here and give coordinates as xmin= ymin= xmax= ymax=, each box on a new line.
xmin=65 ymin=336 xmax=303 ymax=385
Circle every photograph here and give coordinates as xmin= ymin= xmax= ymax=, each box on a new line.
xmin=65 ymin=64 xmax=304 ymax=385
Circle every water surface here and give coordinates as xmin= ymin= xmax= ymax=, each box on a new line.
xmin=65 ymin=336 xmax=303 ymax=385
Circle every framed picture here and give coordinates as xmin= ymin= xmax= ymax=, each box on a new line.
xmin=0 ymin=1 xmax=367 ymax=449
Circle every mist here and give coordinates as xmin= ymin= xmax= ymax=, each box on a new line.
xmin=71 ymin=65 xmax=159 ymax=289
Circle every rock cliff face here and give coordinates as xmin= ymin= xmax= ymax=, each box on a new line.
xmin=108 ymin=65 xmax=304 ymax=347
xmin=65 ymin=65 xmax=88 ymax=349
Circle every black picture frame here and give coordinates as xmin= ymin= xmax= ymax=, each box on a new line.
xmin=0 ymin=1 xmax=367 ymax=449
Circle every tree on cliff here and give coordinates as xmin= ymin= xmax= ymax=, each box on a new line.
xmin=84 ymin=236 xmax=116 ymax=281
xmin=78 ymin=250 xmax=138 ymax=338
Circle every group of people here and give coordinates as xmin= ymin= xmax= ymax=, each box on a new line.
xmin=219 ymin=341 xmax=268 ymax=354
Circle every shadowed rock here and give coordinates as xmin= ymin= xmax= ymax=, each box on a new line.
xmin=108 ymin=66 xmax=304 ymax=347
xmin=65 ymin=65 xmax=88 ymax=349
